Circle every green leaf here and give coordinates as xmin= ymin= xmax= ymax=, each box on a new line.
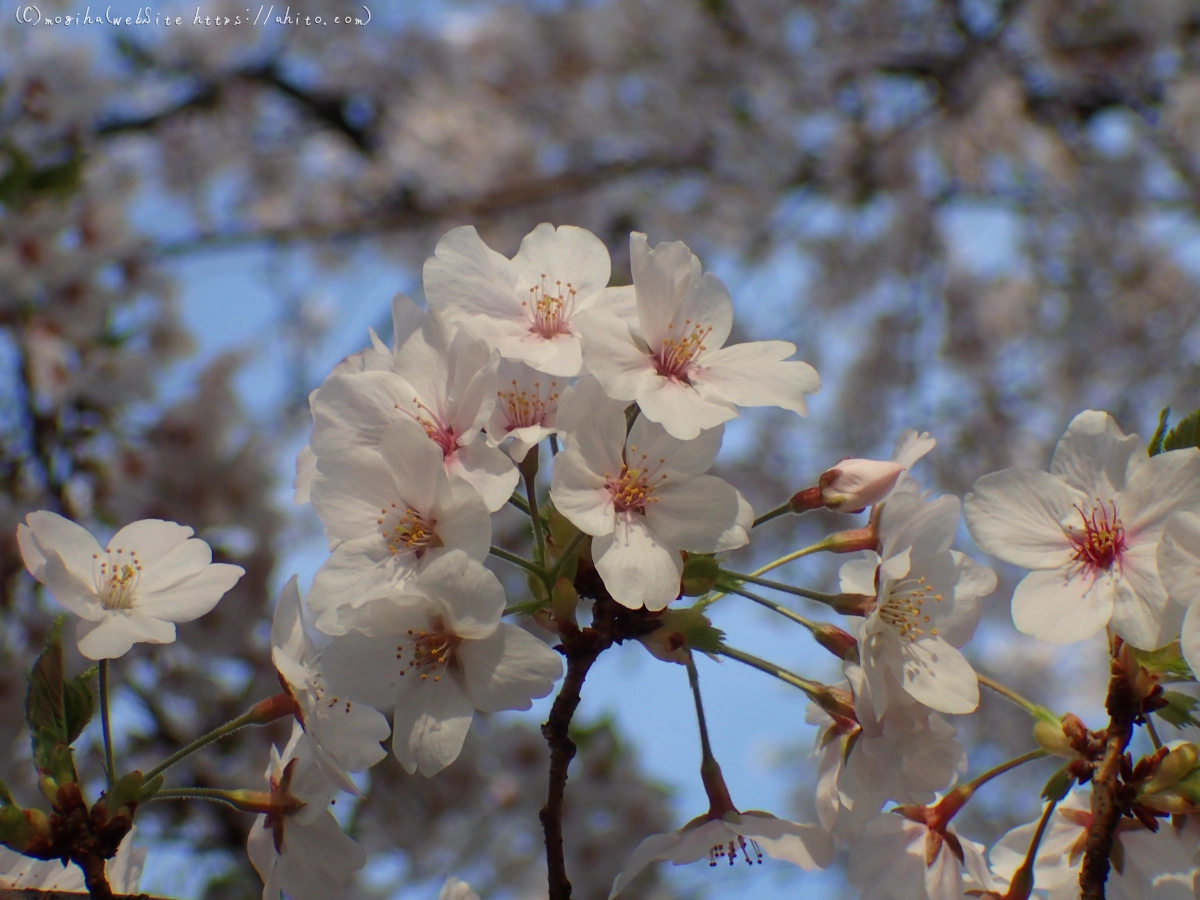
xmin=64 ymin=666 xmax=97 ymax=746
xmin=1130 ymin=642 xmax=1196 ymax=683
xmin=1041 ymin=764 xmax=1074 ymax=802
xmin=1148 ymin=408 xmax=1170 ymax=456
xmin=1157 ymin=691 xmax=1200 ymax=729
xmin=25 ymin=620 xmax=68 ymax=775
xmin=24 ymin=619 xmax=85 ymax=782
xmin=1163 ymin=409 xmax=1200 ymax=453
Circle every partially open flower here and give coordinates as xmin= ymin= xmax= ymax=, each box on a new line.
xmin=820 ymin=459 xmax=907 ymax=513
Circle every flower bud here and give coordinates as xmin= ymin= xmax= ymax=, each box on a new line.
xmin=680 ymin=553 xmax=719 ymax=596
xmin=1033 ymin=718 xmax=1079 ymax=759
xmin=551 ymin=578 xmax=579 ymax=629
xmin=810 ymin=623 xmax=857 ymax=660
xmin=818 ymin=459 xmax=906 ymax=513
xmin=1142 ymin=744 xmax=1200 ymax=797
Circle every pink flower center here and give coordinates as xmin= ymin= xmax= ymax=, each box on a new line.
xmin=1068 ymin=500 xmax=1126 ymax=572
xmin=396 ymin=398 xmax=460 ymax=457
xmin=522 ymin=275 xmax=576 ymax=339
xmin=498 ymin=378 xmax=560 ymax=431
xmin=377 ymin=503 xmax=441 ymax=557
xmin=654 ymin=319 xmax=713 ymax=382
xmin=395 ymin=620 xmax=461 ymax=683
xmin=708 ymin=834 xmax=762 ymax=867
xmin=606 ymin=449 xmax=667 ymax=513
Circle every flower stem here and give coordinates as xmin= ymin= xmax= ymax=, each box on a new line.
xmin=699 ymin=540 xmax=831 ymax=606
xmin=716 ymin=644 xmax=823 ymax=699
xmin=752 ymin=503 xmax=792 ymax=528
xmin=1008 ymin=792 xmax=1066 ymax=900
xmin=521 ymin=451 xmax=547 ymax=567
xmin=977 ymin=673 xmax=1050 ymax=719
xmin=490 ymin=545 xmax=545 ymax=577
xmin=548 ymin=530 xmax=586 ymax=584
xmin=1145 ymin=715 xmax=1163 ymax=750
xmin=99 ymin=660 xmax=116 ymax=791
xmin=932 ymin=748 xmax=1048 ymax=826
xmin=718 ymin=568 xmax=870 ymax=612
xmin=146 ymin=787 xmax=244 ymax=810
xmin=685 ymin=653 xmax=738 ymax=818
xmin=685 ymin=653 xmax=715 ymax=763
xmin=143 ymin=693 xmax=297 ymax=782
xmin=508 ymin=492 xmax=531 ymax=515
xmin=725 ymin=584 xmax=819 ymax=630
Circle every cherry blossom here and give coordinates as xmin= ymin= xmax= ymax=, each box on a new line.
xmin=0 ymin=828 xmax=144 ymax=892
xmin=847 ymin=811 xmax=992 ymax=900
xmin=294 ymin=294 xmax=425 ymax=504
xmin=424 ymin=223 xmax=617 ymax=377
xmin=988 ymin=788 xmax=1200 ymax=898
xmin=810 ymin=665 xmax=965 ymax=843
xmin=485 ymin=360 xmax=569 ymax=462
xmin=577 ymin=232 xmax=819 ymax=440
xmin=307 ymin=418 xmax=492 ymax=631
xmin=964 ymin=410 xmax=1200 ymax=648
xmin=319 ymin=550 xmax=563 ymax=776
xmin=309 ymin=310 xmax=518 ymax=511
xmin=839 ymin=491 xmax=995 ymax=717
xmin=550 ymin=378 xmax=752 ymax=610
xmin=1159 ymin=511 xmax=1200 ymax=675
xmin=609 ymin=810 xmax=833 ymax=898
xmin=246 ymin=722 xmax=366 ymax=900
xmin=270 ymin=576 xmax=390 ymax=793
xmin=16 ymin=512 xmax=244 ymax=659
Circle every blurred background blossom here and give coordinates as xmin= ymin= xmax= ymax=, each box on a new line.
xmin=2 ymin=0 xmax=1199 ymax=897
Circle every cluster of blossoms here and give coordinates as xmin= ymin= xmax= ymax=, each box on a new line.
xmin=6 ymin=222 xmax=1200 ymax=900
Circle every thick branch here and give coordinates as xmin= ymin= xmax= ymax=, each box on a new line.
xmin=1079 ymin=644 xmax=1140 ymax=899
xmin=0 ymin=892 xmax=173 ymax=900
xmin=539 ymin=637 xmax=602 ymax=900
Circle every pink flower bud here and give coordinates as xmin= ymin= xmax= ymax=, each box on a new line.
xmin=819 ymin=459 xmax=906 ymax=512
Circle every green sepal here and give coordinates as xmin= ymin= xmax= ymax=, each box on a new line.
xmin=107 ymin=770 xmax=146 ymax=813
xmin=681 ymin=554 xmax=719 ymax=596
xmin=1148 ymin=408 xmax=1170 ymax=456
xmin=1156 ymin=691 xmax=1200 ymax=729
xmin=0 ymin=805 xmax=35 ymax=851
xmin=138 ymin=773 xmax=164 ymax=803
xmin=1041 ymin=764 xmax=1074 ymax=802
xmin=1162 ymin=409 xmax=1200 ymax=453
xmin=1131 ymin=642 xmax=1195 ymax=683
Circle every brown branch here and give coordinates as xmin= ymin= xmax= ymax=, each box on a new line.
xmin=1079 ymin=641 xmax=1140 ymax=900
xmin=538 ymin=568 xmax=664 ymax=900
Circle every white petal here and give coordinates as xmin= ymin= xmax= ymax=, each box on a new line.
xmin=576 ymin=309 xmax=660 ymax=402
xmin=1049 ymin=410 xmax=1139 ymax=496
xmin=550 ymin=448 xmax=616 ymax=537
xmin=135 ymin=563 xmax=243 ymax=622
xmin=1160 ymin=511 xmax=1200 ymax=608
xmin=1110 ymin=541 xmax=1175 ymax=649
xmin=644 ymin=476 xmax=749 ymax=553
xmin=390 ymin=293 xmax=425 ymax=354
xmin=1011 ymin=567 xmax=1115 ymax=643
xmin=320 ymin=628 xmax=414 ymax=710
xmin=38 ymin=550 xmax=104 ymax=621
xmin=593 ymin=516 xmax=683 ymax=610
xmin=1179 ymin=600 xmax=1200 ymax=678
xmin=891 ymin=429 xmax=937 ymax=471
xmin=307 ymin=539 xmax=419 ymax=625
xmin=275 ymin=812 xmax=366 ymax=900
xmin=459 ymin=624 xmax=563 ymax=712
xmin=636 ymin=378 xmax=736 ymax=441
xmin=133 ymin=538 xmax=214 ymax=595
xmin=691 ymin=341 xmax=819 ymax=417
xmin=964 ymin=469 xmax=1080 ymax=568
xmin=555 ymin=376 xmax=627 ymax=472
xmin=309 ymin=695 xmax=390 ymax=776
xmin=898 ymin=637 xmax=979 ymax=714
xmin=1123 ymin=446 xmax=1200 ymax=536
xmin=840 ymin=555 xmax=881 ymax=596
xmin=626 ymin=414 xmax=722 ymax=480
xmin=423 ymin=225 xmax=523 ymax=322
xmin=108 ymin=519 xmax=194 ymax=569
xmin=23 ymin=511 xmax=103 ymax=585
xmin=75 ymin=612 xmax=176 ymax=660
xmin=270 ymin=575 xmax=308 ymax=673
xmin=609 ymin=831 xmax=686 ymax=898
xmin=447 ymin=440 xmax=519 ymax=513
xmin=417 ymin=551 xmax=505 ymax=639
xmin=378 ymin=418 xmax=450 ymax=514
xmin=510 ymin=223 xmax=612 ymax=300
xmin=392 ymin=677 xmax=476 ymax=776
xmin=310 ymin=370 xmax=411 ymax=457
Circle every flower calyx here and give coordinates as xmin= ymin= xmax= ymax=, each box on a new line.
xmin=639 ymin=607 xmax=725 ymax=665
xmin=893 ymin=804 xmax=968 ymax=869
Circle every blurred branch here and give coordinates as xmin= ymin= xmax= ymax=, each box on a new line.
xmin=149 ymin=149 xmax=711 ymax=257
xmin=0 ymin=892 xmax=174 ymax=900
